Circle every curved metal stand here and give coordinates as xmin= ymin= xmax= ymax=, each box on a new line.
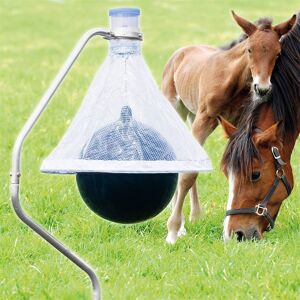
xmin=10 ymin=28 xmax=112 ymax=300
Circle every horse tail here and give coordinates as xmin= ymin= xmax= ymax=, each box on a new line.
xmin=162 ymin=50 xmax=184 ymax=105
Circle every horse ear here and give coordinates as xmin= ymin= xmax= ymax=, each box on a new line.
xmin=253 ymin=121 xmax=283 ymax=148
xmin=273 ymin=14 xmax=297 ymax=37
xmin=217 ymin=116 xmax=237 ymax=138
xmin=231 ymin=10 xmax=257 ymax=36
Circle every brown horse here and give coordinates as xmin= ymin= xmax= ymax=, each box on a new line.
xmin=219 ymin=105 xmax=298 ymax=241
xmin=220 ymin=13 xmax=300 ymax=240
xmin=162 ymin=11 xmax=296 ymax=244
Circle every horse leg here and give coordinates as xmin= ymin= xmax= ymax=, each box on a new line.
xmin=186 ymin=111 xmax=203 ymax=222
xmin=189 ymin=183 xmax=202 ymax=222
xmin=192 ymin=111 xmax=218 ymax=145
xmin=187 ymin=112 xmax=218 ymax=222
xmin=167 ymin=100 xmax=188 ymax=212
xmin=171 ymin=188 xmax=178 ymax=209
xmin=166 ymin=172 xmax=197 ymax=244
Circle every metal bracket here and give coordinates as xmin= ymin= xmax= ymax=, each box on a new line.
xmin=102 ymin=30 xmax=143 ymax=41
xmin=10 ymin=28 xmax=108 ymax=300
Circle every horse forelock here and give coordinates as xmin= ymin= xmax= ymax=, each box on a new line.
xmin=256 ymin=17 xmax=273 ymax=30
xmin=221 ymin=104 xmax=262 ymax=182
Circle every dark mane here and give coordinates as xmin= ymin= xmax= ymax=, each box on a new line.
xmin=271 ymin=13 xmax=300 ymax=134
xmin=221 ymin=103 xmax=262 ymax=180
xmin=221 ymin=13 xmax=300 ymax=179
xmin=220 ymin=17 xmax=273 ymax=50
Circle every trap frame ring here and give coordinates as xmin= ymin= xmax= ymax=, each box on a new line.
xmin=8 ymin=28 xmax=123 ymax=300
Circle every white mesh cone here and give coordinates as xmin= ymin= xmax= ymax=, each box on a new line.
xmin=41 ymin=14 xmax=212 ymax=175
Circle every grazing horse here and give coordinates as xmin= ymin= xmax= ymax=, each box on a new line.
xmin=220 ymin=12 xmax=300 ymax=241
xmin=219 ymin=105 xmax=298 ymax=241
xmin=162 ymin=11 xmax=296 ymax=244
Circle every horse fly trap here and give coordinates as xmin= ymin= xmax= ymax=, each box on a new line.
xmin=10 ymin=8 xmax=212 ymax=299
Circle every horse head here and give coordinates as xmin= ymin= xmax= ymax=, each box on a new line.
xmin=232 ymin=11 xmax=296 ymax=99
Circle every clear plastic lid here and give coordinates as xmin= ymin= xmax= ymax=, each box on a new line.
xmin=109 ymin=8 xmax=140 ymax=35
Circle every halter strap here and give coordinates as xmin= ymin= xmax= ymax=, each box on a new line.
xmin=225 ymin=146 xmax=292 ymax=231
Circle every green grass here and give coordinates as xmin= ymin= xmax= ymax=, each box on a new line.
xmin=1 ymin=0 xmax=300 ymax=299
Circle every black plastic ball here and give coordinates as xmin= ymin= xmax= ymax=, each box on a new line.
xmin=76 ymin=172 xmax=178 ymax=223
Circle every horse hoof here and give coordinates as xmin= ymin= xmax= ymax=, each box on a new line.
xmin=177 ymin=226 xmax=187 ymax=237
xmin=166 ymin=232 xmax=178 ymax=244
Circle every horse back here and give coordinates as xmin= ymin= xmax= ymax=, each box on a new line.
xmin=162 ymin=45 xmax=218 ymax=113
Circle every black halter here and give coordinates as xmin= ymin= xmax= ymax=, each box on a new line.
xmin=225 ymin=146 xmax=292 ymax=231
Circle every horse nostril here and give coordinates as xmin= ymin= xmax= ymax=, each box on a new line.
xmin=254 ymin=84 xmax=258 ymax=94
xmin=251 ymin=229 xmax=261 ymax=241
xmin=234 ymin=230 xmax=246 ymax=242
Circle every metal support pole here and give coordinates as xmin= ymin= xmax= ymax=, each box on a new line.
xmin=10 ymin=28 xmax=109 ymax=300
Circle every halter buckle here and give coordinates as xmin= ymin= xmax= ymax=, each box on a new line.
xmin=255 ymin=204 xmax=267 ymax=216
xmin=271 ymin=147 xmax=281 ymax=159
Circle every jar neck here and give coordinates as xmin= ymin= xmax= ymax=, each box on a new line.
xmin=109 ymin=39 xmax=141 ymax=56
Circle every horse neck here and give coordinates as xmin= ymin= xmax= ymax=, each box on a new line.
xmin=222 ymin=40 xmax=250 ymax=84
xmin=256 ymin=103 xmax=298 ymax=162
xmin=285 ymin=127 xmax=300 ymax=162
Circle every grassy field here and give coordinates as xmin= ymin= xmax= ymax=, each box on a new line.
xmin=1 ymin=1 xmax=300 ymax=299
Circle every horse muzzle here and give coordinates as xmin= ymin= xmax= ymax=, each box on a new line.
xmin=234 ymin=226 xmax=262 ymax=241
xmin=254 ymin=83 xmax=272 ymax=97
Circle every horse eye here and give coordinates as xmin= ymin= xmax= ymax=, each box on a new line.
xmin=248 ymin=48 xmax=252 ymax=54
xmin=251 ymin=171 xmax=261 ymax=182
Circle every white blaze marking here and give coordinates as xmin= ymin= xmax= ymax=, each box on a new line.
xmin=223 ymin=170 xmax=235 ymax=241
xmin=253 ymin=75 xmax=271 ymax=90
xmin=253 ymin=75 xmax=260 ymax=86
